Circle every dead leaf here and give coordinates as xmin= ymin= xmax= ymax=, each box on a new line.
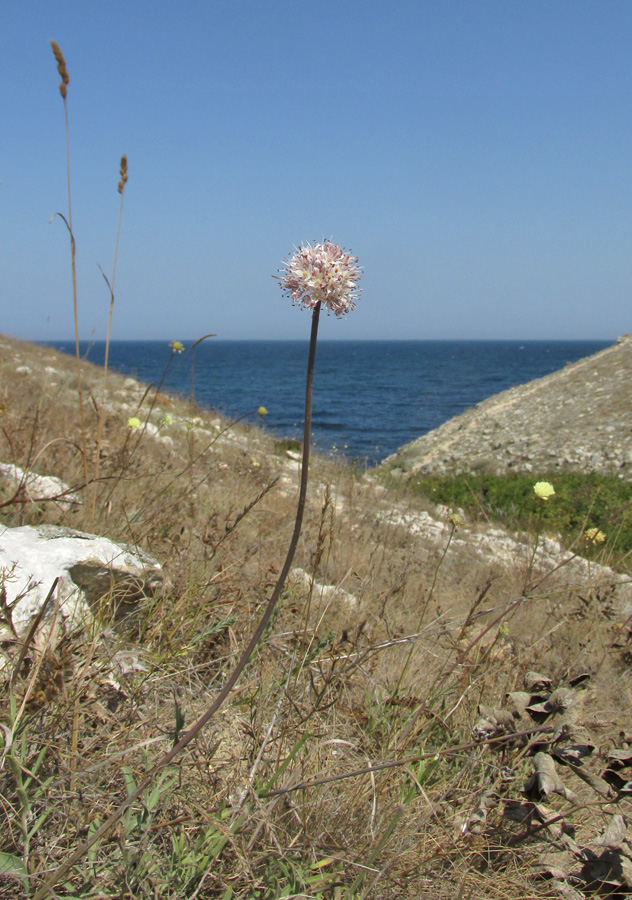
xmin=581 ymin=848 xmax=632 ymax=890
xmin=524 ymin=671 xmax=552 ymax=692
xmin=524 ymin=752 xmax=578 ymax=803
xmin=596 ymin=815 xmax=628 ymax=850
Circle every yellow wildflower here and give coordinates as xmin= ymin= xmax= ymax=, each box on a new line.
xmin=127 ymin=416 xmax=141 ymax=429
xmin=585 ymin=527 xmax=606 ymax=543
xmin=170 ymin=340 xmax=185 ymax=354
xmin=258 ymin=406 xmax=268 ymax=417
xmin=533 ymin=481 xmax=555 ymax=501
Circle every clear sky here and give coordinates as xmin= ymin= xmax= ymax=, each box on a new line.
xmin=3 ymin=0 xmax=631 ymax=341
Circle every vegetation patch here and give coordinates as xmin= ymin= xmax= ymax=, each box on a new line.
xmin=405 ymin=471 xmax=632 ymax=561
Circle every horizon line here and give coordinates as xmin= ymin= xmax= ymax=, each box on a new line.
xmin=33 ymin=336 xmax=616 ymax=344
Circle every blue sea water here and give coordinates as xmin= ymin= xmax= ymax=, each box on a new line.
xmin=48 ymin=340 xmax=612 ymax=466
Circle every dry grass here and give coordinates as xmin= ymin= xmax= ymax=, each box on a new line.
xmin=0 ymin=334 xmax=631 ymax=900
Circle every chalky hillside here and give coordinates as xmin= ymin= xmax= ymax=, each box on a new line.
xmin=0 ymin=331 xmax=631 ymax=899
xmin=382 ymin=332 xmax=632 ymax=481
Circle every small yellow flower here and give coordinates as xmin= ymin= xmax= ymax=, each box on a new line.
xmin=159 ymin=412 xmax=174 ymax=427
xmin=533 ymin=481 xmax=555 ymax=501
xmin=170 ymin=340 xmax=185 ymax=354
xmin=258 ymin=406 xmax=268 ymax=417
xmin=585 ymin=527 xmax=606 ymax=544
xmin=127 ymin=416 xmax=141 ymax=429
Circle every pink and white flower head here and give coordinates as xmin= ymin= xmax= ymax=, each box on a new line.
xmin=279 ymin=240 xmax=362 ymax=316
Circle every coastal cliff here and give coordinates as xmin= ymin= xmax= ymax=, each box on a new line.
xmin=381 ymin=333 xmax=632 ymax=480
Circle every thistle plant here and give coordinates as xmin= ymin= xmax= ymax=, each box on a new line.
xmin=32 ymin=240 xmax=362 ymax=898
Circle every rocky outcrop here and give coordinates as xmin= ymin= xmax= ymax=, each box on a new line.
xmin=0 ymin=525 xmax=163 ymax=644
xmin=0 ymin=462 xmax=81 ymax=508
xmin=376 ymin=504 xmax=632 ymax=614
xmin=381 ymin=334 xmax=632 ymax=480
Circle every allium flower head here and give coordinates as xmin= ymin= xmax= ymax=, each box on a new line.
xmin=127 ymin=416 xmax=141 ymax=430
xmin=170 ymin=340 xmax=185 ymax=354
xmin=533 ymin=481 xmax=555 ymax=501
xmin=279 ymin=240 xmax=361 ymax=316
xmin=258 ymin=406 xmax=268 ymax=417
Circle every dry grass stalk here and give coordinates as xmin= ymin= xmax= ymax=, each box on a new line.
xmin=117 ymin=154 xmax=128 ymax=194
xmin=49 ymin=40 xmax=92 ymax=525
xmin=93 ymin=153 xmax=130 ymax=520
xmin=49 ymin=40 xmax=69 ymax=98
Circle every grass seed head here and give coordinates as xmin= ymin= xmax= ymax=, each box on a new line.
xmin=50 ymin=40 xmax=69 ymax=99
xmin=118 ymin=154 xmax=128 ymax=194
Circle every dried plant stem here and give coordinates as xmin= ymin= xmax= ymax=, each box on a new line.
xmin=98 ymin=346 xmax=180 ymax=514
xmin=394 ymin=520 xmax=457 ymax=696
xmin=64 ymin=101 xmax=89 ymax=518
xmin=261 ymin=724 xmax=553 ymax=798
xmin=524 ymin=503 xmax=545 ymax=592
xmin=93 ymin=160 xmax=127 ymax=521
xmin=50 ymin=41 xmax=91 ymax=521
xmin=32 ymin=302 xmax=323 ymax=900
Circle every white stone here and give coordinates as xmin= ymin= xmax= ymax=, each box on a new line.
xmin=288 ymin=567 xmax=358 ymax=608
xmin=378 ymin=503 xmax=632 ymax=610
xmin=0 ymin=462 xmax=81 ymax=508
xmin=0 ymin=524 xmax=163 ymax=640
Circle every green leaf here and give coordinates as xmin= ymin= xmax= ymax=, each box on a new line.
xmin=0 ymin=850 xmax=27 ymax=878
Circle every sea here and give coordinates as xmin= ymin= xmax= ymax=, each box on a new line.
xmin=47 ymin=340 xmax=612 ymax=467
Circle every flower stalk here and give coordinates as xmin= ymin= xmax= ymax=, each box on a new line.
xmin=34 ymin=238 xmax=360 ymax=897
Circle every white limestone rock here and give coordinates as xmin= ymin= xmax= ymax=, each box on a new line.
xmin=0 ymin=462 xmax=81 ymax=508
xmin=0 ymin=524 xmax=163 ymax=640
xmin=288 ymin=567 xmax=358 ymax=608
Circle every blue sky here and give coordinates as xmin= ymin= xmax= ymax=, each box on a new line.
xmin=3 ymin=0 xmax=631 ymax=341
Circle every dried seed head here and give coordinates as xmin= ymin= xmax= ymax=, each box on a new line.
xmin=50 ymin=40 xmax=69 ymax=99
xmin=117 ymin=154 xmax=128 ymax=194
